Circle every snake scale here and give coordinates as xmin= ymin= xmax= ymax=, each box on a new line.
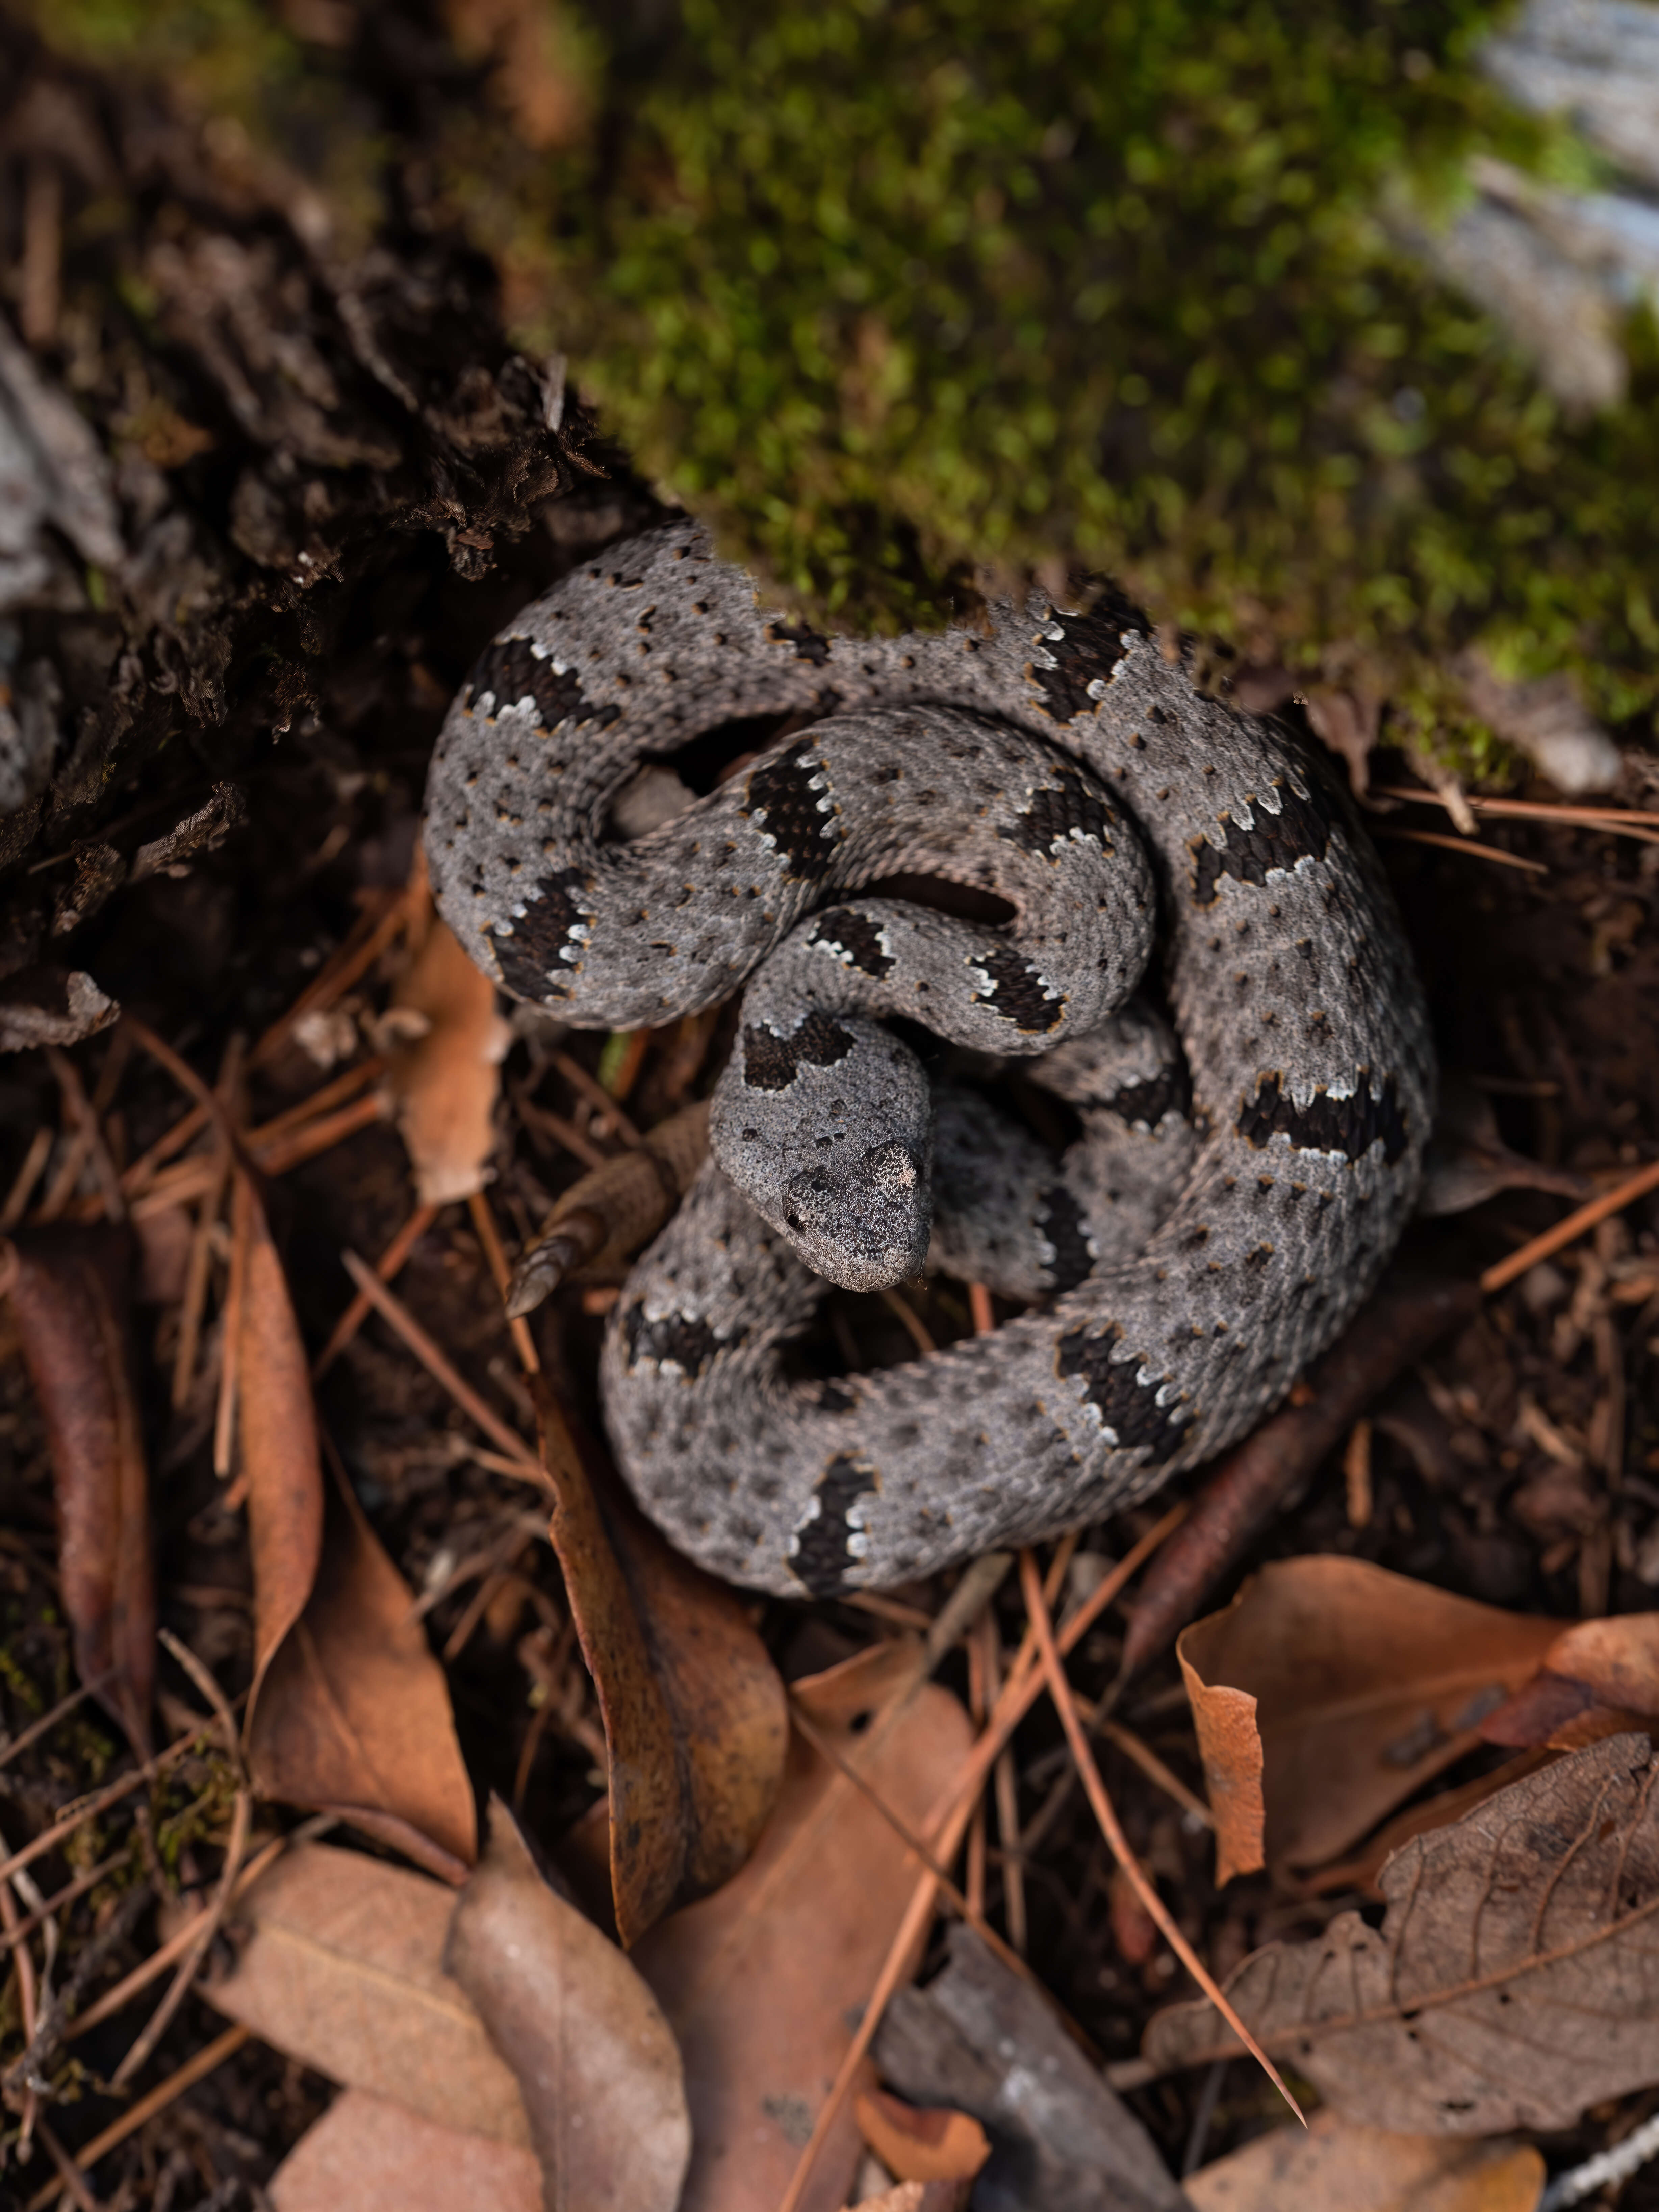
xmin=425 ymin=522 xmax=1436 ymax=1596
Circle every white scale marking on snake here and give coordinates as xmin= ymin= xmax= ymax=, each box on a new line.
xmin=426 ymin=524 xmax=1435 ymax=1595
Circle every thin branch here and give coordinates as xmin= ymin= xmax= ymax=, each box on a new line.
xmin=24 ymin=2024 xmax=252 ymax=2212
xmin=1482 ymin=1155 xmax=1659 ymax=1294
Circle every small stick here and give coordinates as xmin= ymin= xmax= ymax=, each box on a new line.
xmin=339 ymin=1250 xmax=546 ymax=1483
xmin=1375 ymin=827 xmax=1548 ymax=874
xmin=515 ymin=1093 xmax=611 ymax=1171
xmin=1481 ymin=1155 xmax=1659 ymax=1295
xmin=1373 ymin=785 xmax=1659 ymax=835
xmin=248 ymin=895 xmax=405 ymax=1069
xmin=0 ymin=1852 xmax=127 ymax=1954
xmin=24 ymin=2024 xmax=252 ymax=2211
xmin=0 ymin=1714 xmax=229 ymax=1890
xmin=247 ymin=1057 xmax=384 ymax=1145
xmin=252 ymin=1091 xmax=385 ymax=1173
xmin=172 ymin=1037 xmax=243 ymax=1411
xmin=120 ymin=1102 xmax=209 ymax=1200
xmin=1 ymin=1128 xmax=55 ymax=1233
xmin=34 ymin=2122 xmax=98 ymax=2212
xmin=40 ymin=1049 xmax=126 ymax=1223
xmin=968 ymin=1282 xmax=995 ymax=1335
xmin=467 ymin=1190 xmax=541 ymax=1373
xmin=1019 ymin=1550 xmax=1303 ymax=2124
xmin=880 ymin=1286 xmax=937 ymax=1358
xmin=311 ymin=1201 xmax=439 ymax=1379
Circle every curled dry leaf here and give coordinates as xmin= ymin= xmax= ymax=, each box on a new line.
xmin=1144 ymin=1732 xmax=1659 ymax=2135
xmin=533 ymin=1377 xmax=787 ymax=1945
xmin=1176 ymin=1557 xmax=1562 ymax=1883
xmin=200 ymin=1841 xmax=531 ymax=2145
xmin=444 ymin=1797 xmax=691 ymax=2212
xmin=853 ymin=2088 xmax=990 ymax=2187
xmin=1184 ymin=2111 xmax=1543 ymax=2212
xmin=630 ymin=1640 xmax=973 ymax=2212
xmin=237 ymin=1174 xmax=474 ymax=1877
xmin=381 ymin=903 xmax=509 ymax=1207
xmin=1482 ymin=1612 xmax=1659 ymax=1751
xmin=5 ymin=1227 xmax=154 ymax=1754
xmin=270 ymin=2089 xmax=541 ymax=2212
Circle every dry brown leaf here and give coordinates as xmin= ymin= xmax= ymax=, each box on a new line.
xmin=534 ymin=1377 xmax=787 ymax=1945
xmin=201 ymin=1841 xmax=531 ymax=2145
xmin=5 ymin=1227 xmax=154 ymax=1753
xmin=1184 ymin=2111 xmax=1544 ymax=2211
xmin=382 ymin=905 xmax=508 ymax=1207
xmin=631 ymin=1642 xmax=973 ymax=2212
xmin=246 ymin=1455 xmax=477 ymax=1881
xmin=269 ymin=2089 xmax=542 ymax=2212
xmin=236 ymin=1174 xmax=325 ymax=1728
xmin=234 ymin=1173 xmax=474 ymax=1877
xmin=444 ymin=1797 xmax=691 ymax=2212
xmin=1144 ymin=1731 xmax=1659 ymax=2134
xmin=1176 ymin=1557 xmax=1562 ymax=1880
xmin=1482 ymin=1612 xmax=1659 ymax=1751
xmin=853 ymin=2089 xmax=990 ymax=2186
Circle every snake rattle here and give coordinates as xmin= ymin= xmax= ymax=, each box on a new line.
xmin=425 ymin=522 xmax=1436 ymax=1596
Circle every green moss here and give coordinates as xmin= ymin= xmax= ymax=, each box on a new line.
xmin=526 ymin=0 xmax=1659 ymax=760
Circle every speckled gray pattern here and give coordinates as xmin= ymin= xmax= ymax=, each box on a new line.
xmin=426 ymin=522 xmax=1436 ymax=1595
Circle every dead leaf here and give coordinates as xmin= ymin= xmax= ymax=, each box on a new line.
xmin=236 ymin=1174 xmax=474 ymax=1878
xmin=237 ymin=1173 xmax=325 ymax=1731
xmin=1144 ymin=1731 xmax=1659 ymax=2134
xmin=246 ymin=1453 xmax=477 ymax=1880
xmin=1482 ymin=1612 xmax=1659 ymax=1751
xmin=1184 ymin=2110 xmax=1543 ymax=2212
xmin=850 ymin=2186 xmax=973 ymax=2212
xmin=1176 ymin=1557 xmax=1561 ymax=1880
xmin=853 ymin=2089 xmax=989 ymax=2187
xmin=201 ymin=1840 xmax=531 ymax=2145
xmin=5 ymin=1227 xmax=153 ymax=1754
xmin=381 ymin=896 xmax=509 ymax=1206
xmin=534 ymin=1376 xmax=787 ymax=1945
xmin=874 ymin=1924 xmax=1187 ymax=2212
xmin=444 ymin=1797 xmax=691 ymax=2212
xmin=270 ymin=2088 xmax=542 ymax=2212
xmin=630 ymin=1641 xmax=973 ymax=2212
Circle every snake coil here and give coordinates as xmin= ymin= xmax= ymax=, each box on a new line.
xmin=426 ymin=523 xmax=1435 ymax=1595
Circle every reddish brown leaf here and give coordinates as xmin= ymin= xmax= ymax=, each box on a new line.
xmin=1177 ymin=1558 xmax=1561 ymax=1880
xmin=270 ymin=2089 xmax=541 ymax=2212
xmin=533 ymin=1376 xmax=787 ymax=1945
xmin=201 ymin=1841 xmax=531 ymax=2144
xmin=236 ymin=1173 xmax=324 ymax=1722
xmin=237 ymin=1173 xmax=475 ymax=1878
xmin=247 ymin=1455 xmax=477 ymax=1880
xmin=444 ymin=1797 xmax=691 ymax=2212
xmin=1119 ymin=1277 xmax=1479 ymax=1684
xmin=1482 ymin=1613 xmax=1659 ymax=1750
xmin=1184 ymin=2111 xmax=1544 ymax=2211
xmin=381 ymin=899 xmax=509 ymax=1207
xmin=5 ymin=1226 xmax=153 ymax=1754
xmin=631 ymin=1641 xmax=974 ymax=2212
xmin=853 ymin=2089 xmax=990 ymax=2186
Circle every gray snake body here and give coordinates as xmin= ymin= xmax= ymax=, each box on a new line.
xmin=425 ymin=522 xmax=1435 ymax=1595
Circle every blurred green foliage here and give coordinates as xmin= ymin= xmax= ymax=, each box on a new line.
xmin=20 ymin=0 xmax=1659 ymax=758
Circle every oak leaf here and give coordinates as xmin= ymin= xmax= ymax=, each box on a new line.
xmin=1184 ymin=2110 xmax=1543 ymax=2211
xmin=269 ymin=2088 xmax=542 ymax=2212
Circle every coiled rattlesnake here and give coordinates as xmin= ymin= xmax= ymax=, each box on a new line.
xmin=425 ymin=523 xmax=1435 ymax=1594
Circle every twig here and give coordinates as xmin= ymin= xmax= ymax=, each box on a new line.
xmin=213 ymin=1175 xmax=251 ymax=1480
xmin=157 ymin=1630 xmax=242 ymax=1771
xmin=514 ymin=1091 xmax=611 ymax=1171
xmin=1481 ymin=1156 xmax=1659 ymax=1295
xmin=0 ymin=1715 xmax=227 ymax=1889
xmin=253 ymin=1091 xmax=385 ymax=1174
xmin=1018 ymin=1551 xmax=1303 ymax=2124
xmin=34 ymin=2121 xmax=99 ymax=2212
xmin=40 ymin=1050 xmax=126 ymax=1223
xmin=968 ymin=1282 xmax=995 ymax=1335
xmin=249 ymin=1057 xmax=384 ymax=1144
xmin=248 ymin=894 xmax=406 ymax=1069
xmin=1 ymin=1128 xmax=55 ymax=1233
xmin=0 ymin=1852 xmax=128 ymax=1955
xmin=880 ymin=1285 xmax=937 ymax=1357
xmin=467 ymin=1190 xmax=541 ymax=1373
xmin=24 ymin=2024 xmax=252 ymax=2211
xmin=339 ymin=1250 xmax=546 ymax=1483
xmin=1374 ymin=827 xmax=1548 ymax=874
xmin=172 ymin=1036 xmax=242 ymax=1410
xmin=1373 ymin=784 xmax=1659 ymax=838
xmin=311 ymin=1201 xmax=439 ymax=1379
xmin=111 ymin=1791 xmax=250 ymax=2085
